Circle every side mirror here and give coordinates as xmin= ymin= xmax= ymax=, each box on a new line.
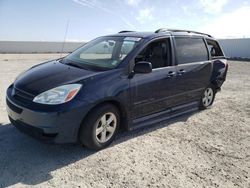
xmin=134 ymin=61 xmax=152 ymax=73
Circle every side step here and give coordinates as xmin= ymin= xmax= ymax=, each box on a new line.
xmin=130 ymin=101 xmax=200 ymax=130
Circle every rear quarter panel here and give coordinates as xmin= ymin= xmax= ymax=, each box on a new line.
xmin=210 ymin=59 xmax=228 ymax=89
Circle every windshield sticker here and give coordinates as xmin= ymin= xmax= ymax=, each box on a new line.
xmin=124 ymin=37 xmax=142 ymax=42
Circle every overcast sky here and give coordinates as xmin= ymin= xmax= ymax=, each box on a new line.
xmin=0 ymin=0 xmax=249 ymax=41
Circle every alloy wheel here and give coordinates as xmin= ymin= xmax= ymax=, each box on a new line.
xmin=95 ymin=112 xmax=117 ymax=143
xmin=202 ymin=88 xmax=214 ymax=107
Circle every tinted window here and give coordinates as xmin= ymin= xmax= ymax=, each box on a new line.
xmin=135 ymin=39 xmax=171 ymax=69
xmin=206 ymin=39 xmax=223 ymax=58
xmin=175 ymin=38 xmax=208 ymax=64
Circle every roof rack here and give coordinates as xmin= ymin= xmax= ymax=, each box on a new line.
xmin=155 ymin=28 xmax=213 ymax=38
xmin=118 ymin=30 xmax=135 ymax=33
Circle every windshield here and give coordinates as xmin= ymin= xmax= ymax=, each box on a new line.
xmin=64 ymin=36 xmax=141 ymax=70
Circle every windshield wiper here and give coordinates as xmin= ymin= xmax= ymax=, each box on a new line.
xmin=65 ymin=61 xmax=91 ymax=71
xmin=67 ymin=62 xmax=82 ymax=68
xmin=62 ymin=58 xmax=111 ymax=71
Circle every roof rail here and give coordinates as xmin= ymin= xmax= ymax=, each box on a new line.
xmin=155 ymin=28 xmax=213 ymax=38
xmin=118 ymin=30 xmax=135 ymax=33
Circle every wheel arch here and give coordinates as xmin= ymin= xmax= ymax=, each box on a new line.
xmin=78 ymin=98 xmax=130 ymax=140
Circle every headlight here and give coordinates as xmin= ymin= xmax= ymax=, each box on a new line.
xmin=33 ymin=84 xmax=82 ymax=105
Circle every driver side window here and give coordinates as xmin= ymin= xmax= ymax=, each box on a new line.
xmin=135 ymin=38 xmax=171 ymax=69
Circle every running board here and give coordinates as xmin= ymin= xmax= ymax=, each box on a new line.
xmin=130 ymin=101 xmax=200 ymax=130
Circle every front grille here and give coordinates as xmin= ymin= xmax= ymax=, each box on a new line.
xmin=6 ymin=99 xmax=23 ymax=114
xmin=12 ymin=87 xmax=35 ymax=102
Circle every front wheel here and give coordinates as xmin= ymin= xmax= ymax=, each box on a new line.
xmin=199 ymin=86 xmax=216 ymax=110
xmin=79 ymin=104 xmax=120 ymax=150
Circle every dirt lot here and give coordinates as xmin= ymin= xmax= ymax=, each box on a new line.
xmin=0 ymin=54 xmax=249 ymax=188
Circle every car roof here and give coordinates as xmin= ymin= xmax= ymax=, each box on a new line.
xmin=106 ymin=29 xmax=215 ymax=40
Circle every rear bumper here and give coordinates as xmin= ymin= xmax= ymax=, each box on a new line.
xmin=6 ymin=94 xmax=87 ymax=144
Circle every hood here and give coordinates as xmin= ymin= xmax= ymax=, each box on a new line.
xmin=14 ymin=60 xmax=100 ymax=95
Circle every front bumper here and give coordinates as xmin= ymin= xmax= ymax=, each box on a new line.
xmin=6 ymin=89 xmax=87 ymax=144
xmin=9 ymin=116 xmax=58 ymax=142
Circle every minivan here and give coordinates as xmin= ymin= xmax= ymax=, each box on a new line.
xmin=6 ymin=29 xmax=228 ymax=150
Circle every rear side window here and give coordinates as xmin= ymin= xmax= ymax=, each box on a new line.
xmin=175 ymin=38 xmax=208 ymax=64
xmin=206 ymin=39 xmax=224 ymax=58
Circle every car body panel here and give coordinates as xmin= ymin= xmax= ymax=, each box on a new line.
xmin=210 ymin=59 xmax=228 ymax=89
xmin=174 ymin=61 xmax=212 ymax=105
xmin=130 ymin=66 xmax=177 ymax=119
xmin=6 ymin=67 xmax=131 ymax=143
xmin=14 ymin=60 xmax=100 ymax=95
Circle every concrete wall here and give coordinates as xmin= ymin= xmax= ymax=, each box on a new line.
xmin=218 ymin=38 xmax=250 ymax=59
xmin=0 ymin=41 xmax=85 ymax=53
xmin=0 ymin=39 xmax=250 ymax=59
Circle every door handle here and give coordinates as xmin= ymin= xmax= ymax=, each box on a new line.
xmin=167 ymin=71 xmax=176 ymax=78
xmin=177 ymin=69 xmax=186 ymax=75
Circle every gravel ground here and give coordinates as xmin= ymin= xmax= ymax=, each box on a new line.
xmin=0 ymin=54 xmax=249 ymax=188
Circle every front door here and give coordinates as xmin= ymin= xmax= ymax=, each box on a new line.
xmin=130 ymin=38 xmax=177 ymax=119
xmin=130 ymin=66 xmax=177 ymax=119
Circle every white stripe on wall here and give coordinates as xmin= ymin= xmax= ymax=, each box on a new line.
xmin=0 ymin=41 xmax=85 ymax=53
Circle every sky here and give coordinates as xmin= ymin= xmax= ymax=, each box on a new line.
xmin=0 ymin=0 xmax=250 ymax=41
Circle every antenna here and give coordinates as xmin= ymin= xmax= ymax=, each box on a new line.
xmin=60 ymin=19 xmax=70 ymax=58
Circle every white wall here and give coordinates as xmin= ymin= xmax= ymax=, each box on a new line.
xmin=0 ymin=39 xmax=250 ymax=59
xmin=218 ymin=38 xmax=250 ymax=59
xmin=0 ymin=41 xmax=84 ymax=53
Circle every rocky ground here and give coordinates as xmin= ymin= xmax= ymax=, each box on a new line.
xmin=0 ymin=54 xmax=249 ymax=188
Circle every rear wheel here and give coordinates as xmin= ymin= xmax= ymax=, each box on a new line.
xmin=79 ymin=104 xmax=120 ymax=150
xmin=200 ymin=86 xmax=215 ymax=109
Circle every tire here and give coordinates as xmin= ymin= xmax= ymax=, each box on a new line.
xmin=79 ymin=104 xmax=120 ymax=150
xmin=199 ymin=85 xmax=216 ymax=110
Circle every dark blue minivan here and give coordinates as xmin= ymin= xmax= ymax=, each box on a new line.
xmin=6 ymin=29 xmax=228 ymax=150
